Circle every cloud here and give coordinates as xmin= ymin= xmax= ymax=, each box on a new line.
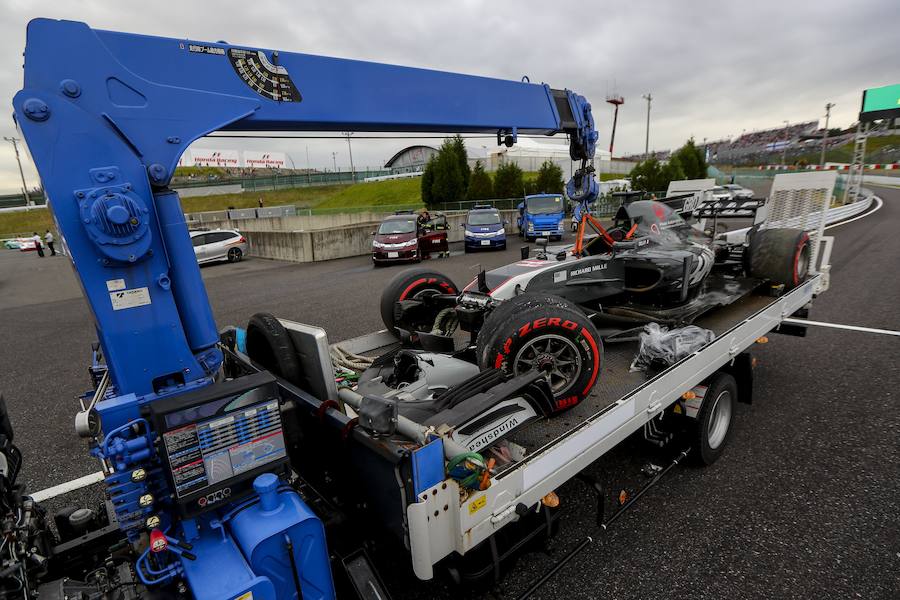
xmin=0 ymin=0 xmax=896 ymax=193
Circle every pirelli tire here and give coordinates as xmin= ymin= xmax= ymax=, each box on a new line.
xmin=380 ymin=268 xmax=459 ymax=335
xmin=476 ymin=293 xmax=602 ymax=412
xmin=747 ymin=227 xmax=810 ymax=290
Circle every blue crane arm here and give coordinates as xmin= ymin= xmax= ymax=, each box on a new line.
xmin=12 ymin=18 xmax=599 ymax=406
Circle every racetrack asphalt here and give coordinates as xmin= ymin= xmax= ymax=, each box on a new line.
xmin=0 ymin=189 xmax=896 ymax=599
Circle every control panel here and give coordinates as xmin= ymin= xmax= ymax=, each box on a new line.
xmin=149 ymin=371 xmax=288 ymax=516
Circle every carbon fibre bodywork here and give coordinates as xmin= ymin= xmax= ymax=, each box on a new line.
xmin=455 ymin=200 xmax=758 ymax=336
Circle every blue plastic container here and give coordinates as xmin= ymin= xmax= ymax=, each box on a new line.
xmin=229 ymin=475 xmax=335 ymax=600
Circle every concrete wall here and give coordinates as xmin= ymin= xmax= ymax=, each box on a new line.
xmin=242 ymin=209 xmax=519 ymax=263
xmin=206 ymin=210 xmax=403 ymax=232
xmin=176 ymin=183 xmax=243 ymax=197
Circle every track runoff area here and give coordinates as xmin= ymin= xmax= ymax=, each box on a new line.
xmin=8 ymin=188 xmax=900 ymax=598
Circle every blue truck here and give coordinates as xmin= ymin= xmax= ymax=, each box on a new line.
xmin=517 ymin=193 xmax=565 ymax=241
xmin=463 ymin=205 xmax=507 ymax=251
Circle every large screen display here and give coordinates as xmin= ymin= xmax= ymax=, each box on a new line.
xmin=860 ymin=84 xmax=900 ymax=121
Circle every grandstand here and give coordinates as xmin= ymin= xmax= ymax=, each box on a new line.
xmin=619 ymin=118 xmax=898 ymax=167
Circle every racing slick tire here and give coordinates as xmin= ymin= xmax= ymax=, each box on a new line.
xmin=690 ymin=372 xmax=737 ymax=466
xmin=245 ymin=312 xmax=303 ymax=385
xmin=747 ymin=227 xmax=810 ymax=290
xmin=380 ymin=268 xmax=459 ymax=335
xmin=476 ymin=293 xmax=602 ymax=411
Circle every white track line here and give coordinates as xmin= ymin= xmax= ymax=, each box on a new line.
xmin=30 ymin=471 xmax=105 ymax=502
xmin=824 ymin=195 xmax=883 ymax=230
xmin=782 ymin=318 xmax=900 ymax=337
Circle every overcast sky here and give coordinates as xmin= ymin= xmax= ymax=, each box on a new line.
xmin=1 ymin=0 xmax=897 ymax=194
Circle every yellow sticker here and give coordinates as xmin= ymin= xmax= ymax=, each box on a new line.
xmin=468 ymin=495 xmax=487 ymax=514
xmin=235 ymin=593 xmax=253 ymax=600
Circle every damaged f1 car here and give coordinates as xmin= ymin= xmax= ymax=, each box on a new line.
xmin=379 ymin=198 xmax=811 ymax=410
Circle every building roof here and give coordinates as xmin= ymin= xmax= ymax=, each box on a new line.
xmin=384 ymin=145 xmax=438 ymax=168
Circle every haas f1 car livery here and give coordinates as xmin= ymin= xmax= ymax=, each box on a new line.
xmin=380 ymin=198 xmax=811 ymax=411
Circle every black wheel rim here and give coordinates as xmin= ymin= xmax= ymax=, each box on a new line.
xmin=512 ymin=334 xmax=582 ymax=395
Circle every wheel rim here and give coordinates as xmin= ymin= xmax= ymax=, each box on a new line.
xmin=229 ymin=248 xmax=240 ymax=260
xmin=796 ymin=244 xmax=809 ymax=281
xmin=512 ymin=334 xmax=582 ymax=395
xmin=706 ymin=390 xmax=732 ymax=450
xmin=405 ymin=288 xmax=440 ymax=331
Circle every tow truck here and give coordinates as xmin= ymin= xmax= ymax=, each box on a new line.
xmin=4 ymin=18 xmax=834 ymax=599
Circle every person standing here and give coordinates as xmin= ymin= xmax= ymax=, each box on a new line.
xmin=32 ymin=232 xmax=44 ymax=257
xmin=44 ymin=229 xmax=56 ymax=256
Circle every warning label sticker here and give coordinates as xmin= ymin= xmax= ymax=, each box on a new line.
xmin=468 ymin=495 xmax=487 ymax=515
xmin=110 ymin=287 xmax=151 ymax=311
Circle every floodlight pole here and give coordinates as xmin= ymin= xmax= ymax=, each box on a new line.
xmin=642 ymin=93 xmax=652 ymax=158
xmin=343 ymin=132 xmax=356 ymax=181
xmin=781 ymin=120 xmax=789 ymax=166
xmin=820 ymin=102 xmax=835 ymax=166
xmin=606 ymin=95 xmax=624 ymax=154
xmin=3 ymin=136 xmax=30 ymax=205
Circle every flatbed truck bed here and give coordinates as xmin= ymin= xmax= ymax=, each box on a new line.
xmin=329 ymin=273 xmax=824 ymax=579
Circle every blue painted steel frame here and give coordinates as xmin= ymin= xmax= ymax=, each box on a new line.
xmin=13 ymin=18 xmax=599 ymax=406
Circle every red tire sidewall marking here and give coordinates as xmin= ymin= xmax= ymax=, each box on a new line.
xmin=792 ymin=234 xmax=809 ymax=286
xmin=399 ymin=277 xmax=456 ymax=301
xmin=579 ymin=326 xmax=601 ymax=396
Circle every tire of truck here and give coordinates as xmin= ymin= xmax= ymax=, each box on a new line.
xmin=245 ymin=312 xmax=303 ymax=385
xmin=476 ymin=293 xmax=602 ymax=411
xmin=379 ymin=268 xmax=459 ymax=335
xmin=691 ymin=372 xmax=737 ymax=466
xmin=747 ymin=227 xmax=810 ymax=290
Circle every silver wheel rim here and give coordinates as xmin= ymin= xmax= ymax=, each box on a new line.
xmin=229 ymin=248 xmax=240 ymax=260
xmin=512 ymin=333 xmax=582 ymax=395
xmin=707 ymin=390 xmax=732 ymax=450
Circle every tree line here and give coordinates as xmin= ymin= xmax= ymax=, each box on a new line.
xmin=421 ymin=135 xmax=565 ymax=209
xmin=628 ymin=139 xmax=709 ymax=193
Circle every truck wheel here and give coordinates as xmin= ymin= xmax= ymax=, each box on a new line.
xmin=691 ymin=372 xmax=737 ymax=466
xmin=476 ymin=293 xmax=602 ymax=411
xmin=748 ymin=228 xmax=810 ymax=289
xmin=245 ymin=313 xmax=303 ymax=385
xmin=380 ymin=268 xmax=459 ymax=335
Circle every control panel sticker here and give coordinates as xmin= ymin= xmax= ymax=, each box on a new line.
xmin=228 ymin=48 xmax=301 ymax=102
xmin=186 ymin=43 xmax=225 ymax=56
xmin=106 ymin=278 xmax=126 ymax=292
xmin=109 ymin=287 xmax=151 ymax=311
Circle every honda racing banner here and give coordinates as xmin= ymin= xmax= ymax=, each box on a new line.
xmin=243 ymin=151 xmax=287 ymax=168
xmin=188 ymin=149 xmax=240 ymax=167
